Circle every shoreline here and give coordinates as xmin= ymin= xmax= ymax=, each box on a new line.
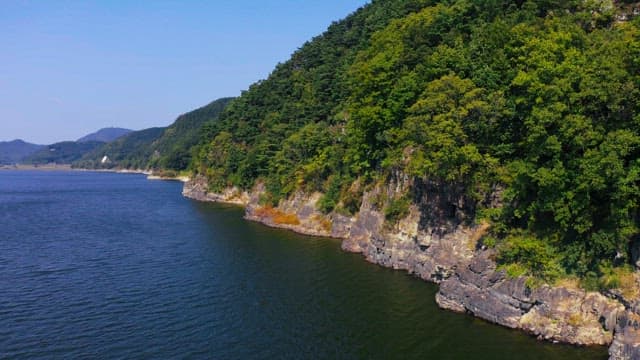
xmin=147 ymin=174 xmax=190 ymax=183
xmin=0 ymin=164 xmax=189 ymax=182
xmin=0 ymin=164 xmax=149 ymax=174
xmin=0 ymin=164 xmax=74 ymax=171
xmin=181 ymin=176 xmax=640 ymax=360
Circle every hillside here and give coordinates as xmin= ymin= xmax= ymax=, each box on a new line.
xmin=75 ymin=97 xmax=233 ymax=170
xmin=77 ymin=127 xmax=133 ymax=143
xmin=189 ymin=0 xmax=640 ymax=287
xmin=22 ymin=141 xmax=104 ymax=165
xmin=147 ymin=97 xmax=234 ymax=170
xmin=0 ymin=140 xmax=44 ymax=164
xmin=74 ymin=127 xmax=165 ymax=170
xmin=1 ymin=128 xmax=132 ymax=165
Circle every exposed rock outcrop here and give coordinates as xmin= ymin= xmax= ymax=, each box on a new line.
xmin=182 ymin=175 xmax=249 ymax=205
xmin=437 ymin=251 xmax=622 ymax=345
xmin=245 ymin=189 xmax=338 ymax=237
xmin=607 ymin=292 xmax=640 ymax=359
xmin=610 ymin=309 xmax=640 ymax=359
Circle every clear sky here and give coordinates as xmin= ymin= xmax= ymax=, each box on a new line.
xmin=0 ymin=0 xmax=369 ymax=144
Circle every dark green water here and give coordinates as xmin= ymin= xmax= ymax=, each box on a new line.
xmin=0 ymin=171 xmax=607 ymax=359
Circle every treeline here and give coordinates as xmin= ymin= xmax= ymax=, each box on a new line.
xmin=189 ymin=0 xmax=640 ymax=286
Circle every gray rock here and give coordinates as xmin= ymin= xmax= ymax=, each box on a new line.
xmin=609 ymin=310 xmax=640 ymax=360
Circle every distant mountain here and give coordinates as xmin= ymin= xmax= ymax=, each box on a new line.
xmin=75 ymin=127 xmax=166 ymax=169
xmin=75 ymin=97 xmax=233 ymax=170
xmin=22 ymin=141 xmax=104 ymax=165
xmin=77 ymin=127 xmax=132 ymax=143
xmin=0 ymin=140 xmax=45 ymax=165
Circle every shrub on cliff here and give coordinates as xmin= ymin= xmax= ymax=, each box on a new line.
xmin=384 ymin=196 xmax=411 ymax=226
xmin=496 ymin=233 xmax=564 ymax=281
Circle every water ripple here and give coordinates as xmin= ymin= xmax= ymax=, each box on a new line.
xmin=0 ymin=171 xmax=607 ymax=360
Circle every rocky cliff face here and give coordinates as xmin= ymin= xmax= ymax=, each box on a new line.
xmin=437 ymin=251 xmax=622 ymax=345
xmin=607 ymin=290 xmax=640 ymax=359
xmin=182 ymin=175 xmax=249 ymax=205
xmin=182 ymin=176 xmax=640 ymax=359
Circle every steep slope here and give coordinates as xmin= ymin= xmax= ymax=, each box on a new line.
xmin=147 ymin=97 xmax=234 ymax=170
xmin=193 ymin=0 xmax=442 ymax=190
xmin=77 ymin=127 xmax=133 ymax=143
xmin=0 ymin=140 xmax=44 ymax=164
xmin=75 ymin=97 xmax=232 ymax=170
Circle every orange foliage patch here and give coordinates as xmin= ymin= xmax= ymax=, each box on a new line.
xmin=313 ymin=214 xmax=332 ymax=232
xmin=253 ymin=205 xmax=279 ymax=218
xmin=273 ymin=213 xmax=301 ymax=225
xmin=254 ymin=205 xmax=300 ymax=226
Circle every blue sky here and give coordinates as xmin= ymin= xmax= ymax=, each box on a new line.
xmin=0 ymin=0 xmax=368 ymax=144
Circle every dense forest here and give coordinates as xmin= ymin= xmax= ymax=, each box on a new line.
xmin=75 ymin=97 xmax=233 ymax=171
xmin=186 ymin=0 xmax=640 ymax=288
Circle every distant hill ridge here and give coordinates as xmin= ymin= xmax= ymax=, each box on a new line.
xmin=0 ymin=140 xmax=44 ymax=165
xmin=21 ymin=141 xmax=105 ymax=165
xmin=1 ymin=98 xmax=232 ymax=167
xmin=77 ymin=127 xmax=133 ymax=143
xmin=1 ymin=127 xmax=131 ymax=165
xmin=75 ymin=97 xmax=234 ymax=170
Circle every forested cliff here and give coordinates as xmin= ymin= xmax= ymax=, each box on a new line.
xmin=162 ymin=1 xmax=640 ymax=357
xmin=189 ymin=0 xmax=640 ymax=289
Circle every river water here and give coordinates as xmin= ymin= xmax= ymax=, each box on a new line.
xmin=0 ymin=171 xmax=607 ymax=359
